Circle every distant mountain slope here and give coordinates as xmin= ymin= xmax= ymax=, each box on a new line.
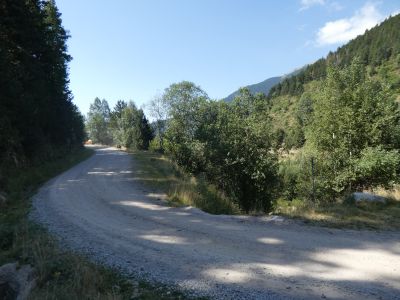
xmin=224 ymin=66 xmax=306 ymax=102
xmin=265 ymin=13 xmax=400 ymax=150
xmin=268 ymin=13 xmax=400 ymax=98
xmin=224 ymin=76 xmax=281 ymax=102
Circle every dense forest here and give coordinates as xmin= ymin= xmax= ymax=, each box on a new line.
xmin=0 ymin=0 xmax=85 ymax=188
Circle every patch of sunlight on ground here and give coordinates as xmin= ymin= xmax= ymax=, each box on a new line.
xmin=311 ymin=249 xmax=400 ymax=285
xmin=146 ymin=192 xmax=167 ymax=199
xmin=139 ymin=234 xmax=189 ymax=245
xmin=257 ymin=237 xmax=284 ymax=245
xmin=87 ymin=171 xmax=116 ymax=176
xmin=116 ymin=200 xmax=170 ymax=211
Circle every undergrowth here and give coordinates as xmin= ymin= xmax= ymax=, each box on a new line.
xmin=129 ymin=151 xmax=239 ymax=215
xmin=272 ymin=189 xmax=400 ymax=230
xmin=130 ymin=150 xmax=400 ymax=230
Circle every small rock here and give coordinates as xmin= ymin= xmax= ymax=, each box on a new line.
xmin=352 ymin=192 xmax=387 ymax=204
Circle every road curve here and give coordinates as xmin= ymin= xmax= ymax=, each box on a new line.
xmin=31 ymin=147 xmax=400 ymax=299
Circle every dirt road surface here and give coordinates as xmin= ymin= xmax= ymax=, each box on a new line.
xmin=32 ymin=147 xmax=400 ymax=299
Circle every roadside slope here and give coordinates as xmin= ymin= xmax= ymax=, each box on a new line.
xmin=31 ymin=147 xmax=400 ymax=299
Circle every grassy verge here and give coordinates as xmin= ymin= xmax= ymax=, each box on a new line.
xmin=129 ymin=151 xmax=239 ymax=215
xmin=130 ymin=150 xmax=400 ymax=230
xmin=272 ymin=191 xmax=400 ymax=230
xmin=0 ymin=147 xmax=188 ymax=299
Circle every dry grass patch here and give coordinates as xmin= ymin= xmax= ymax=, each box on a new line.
xmin=273 ymin=190 xmax=400 ymax=230
xmin=129 ymin=151 xmax=239 ymax=215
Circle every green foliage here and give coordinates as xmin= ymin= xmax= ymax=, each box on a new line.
xmin=0 ymin=0 xmax=85 ymax=179
xmin=296 ymin=92 xmax=314 ymax=127
xmin=87 ymin=98 xmax=153 ymax=150
xmin=353 ymin=147 xmax=400 ymax=188
xmin=278 ymin=150 xmax=325 ymax=202
xmin=86 ymin=97 xmax=112 ymax=144
xmin=284 ymin=123 xmax=305 ymax=150
xmin=146 ymin=14 xmax=400 ymax=220
xmin=163 ymin=85 xmax=278 ymax=212
xmin=305 ymin=59 xmax=400 ymax=196
xmin=147 ymin=96 xmax=169 ymax=151
xmin=131 ymin=151 xmax=239 ymax=215
xmin=269 ymin=14 xmax=400 ymax=98
xmin=278 ymin=158 xmax=304 ymax=201
xmin=164 ymin=81 xmax=210 ymax=171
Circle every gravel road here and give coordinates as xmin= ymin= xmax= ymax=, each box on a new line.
xmin=31 ymin=147 xmax=400 ymax=299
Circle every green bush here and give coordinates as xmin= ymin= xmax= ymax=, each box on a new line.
xmin=353 ymin=147 xmax=400 ymax=188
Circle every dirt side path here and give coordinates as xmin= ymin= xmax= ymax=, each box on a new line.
xmin=31 ymin=147 xmax=400 ymax=299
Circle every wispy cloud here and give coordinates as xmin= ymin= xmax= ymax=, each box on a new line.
xmin=300 ymin=0 xmax=326 ymax=11
xmin=316 ymin=2 xmax=382 ymax=46
xmin=299 ymin=0 xmax=343 ymax=12
xmin=329 ymin=1 xmax=344 ymax=12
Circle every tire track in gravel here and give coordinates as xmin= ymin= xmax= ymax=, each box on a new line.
xmin=31 ymin=147 xmax=400 ymax=299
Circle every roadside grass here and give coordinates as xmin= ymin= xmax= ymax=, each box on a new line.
xmin=129 ymin=151 xmax=239 ymax=215
xmin=130 ymin=150 xmax=400 ymax=230
xmin=0 ymin=147 xmax=190 ymax=299
xmin=272 ymin=190 xmax=400 ymax=230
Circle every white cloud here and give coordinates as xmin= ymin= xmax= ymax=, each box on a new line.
xmin=300 ymin=0 xmax=326 ymax=11
xmin=316 ymin=2 xmax=383 ymax=46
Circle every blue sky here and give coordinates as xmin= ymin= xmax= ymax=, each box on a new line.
xmin=56 ymin=0 xmax=400 ymax=115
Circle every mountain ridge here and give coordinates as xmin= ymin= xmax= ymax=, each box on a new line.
xmin=224 ymin=76 xmax=281 ymax=102
xmin=224 ymin=67 xmax=306 ymax=102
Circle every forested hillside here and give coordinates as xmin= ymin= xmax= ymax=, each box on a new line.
xmin=146 ymin=14 xmax=400 ymax=213
xmin=269 ymin=14 xmax=400 ymax=98
xmin=0 ymin=0 xmax=85 ymax=188
xmin=224 ymin=68 xmax=306 ymax=102
xmin=267 ymin=14 xmax=400 ymax=151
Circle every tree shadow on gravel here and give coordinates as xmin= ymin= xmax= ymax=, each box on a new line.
xmin=52 ymin=148 xmax=400 ymax=300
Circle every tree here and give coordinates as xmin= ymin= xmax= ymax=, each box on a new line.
xmin=108 ymin=101 xmax=153 ymax=150
xmin=163 ymin=81 xmax=210 ymax=170
xmin=86 ymin=98 xmax=112 ymax=144
xmin=217 ymin=90 xmax=278 ymax=212
xmin=163 ymin=85 xmax=278 ymax=212
xmin=306 ymin=59 xmax=400 ymax=195
xmin=0 ymin=0 xmax=84 ymax=166
xmin=136 ymin=109 xmax=154 ymax=150
xmin=109 ymin=100 xmax=128 ymax=146
xmin=0 ymin=0 xmax=85 ymax=191
xmin=147 ymin=95 xmax=169 ymax=151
